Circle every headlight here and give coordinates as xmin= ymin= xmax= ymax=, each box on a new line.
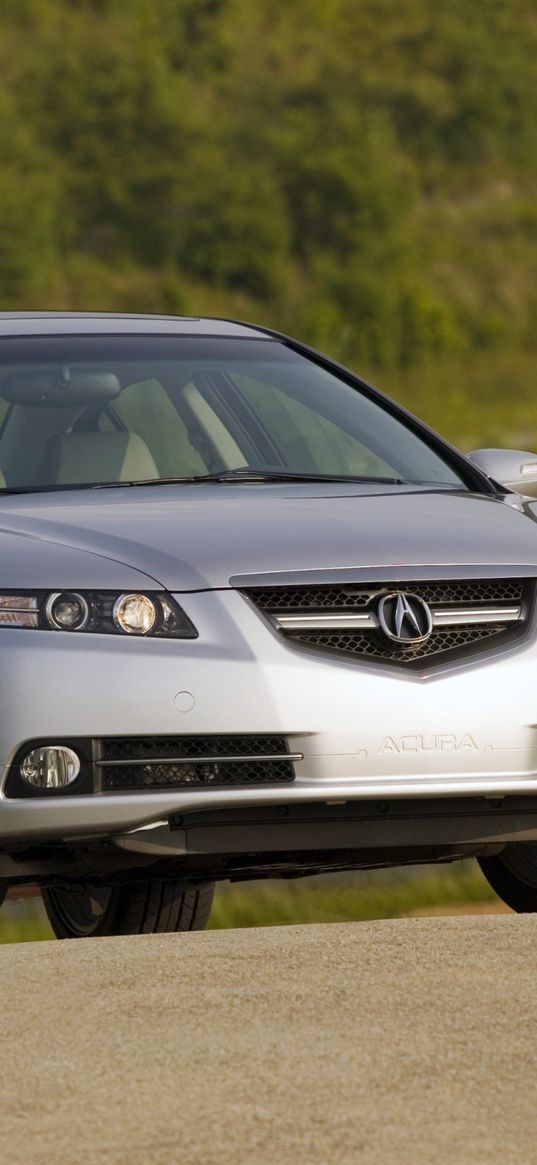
xmin=113 ymin=593 xmax=158 ymax=635
xmin=45 ymin=592 xmax=90 ymax=631
xmin=0 ymin=591 xmax=197 ymax=638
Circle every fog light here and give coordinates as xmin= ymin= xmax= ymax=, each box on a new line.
xmin=20 ymin=746 xmax=81 ymax=789
xmin=113 ymin=593 xmax=157 ymax=634
xmin=45 ymin=592 xmax=90 ymax=631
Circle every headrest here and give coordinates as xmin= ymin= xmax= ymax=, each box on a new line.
xmin=44 ymin=432 xmax=159 ymax=484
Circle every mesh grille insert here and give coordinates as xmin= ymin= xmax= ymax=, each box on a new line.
xmin=294 ymin=624 xmax=501 ymax=662
xmin=102 ymin=759 xmax=295 ymax=791
xmin=99 ymin=735 xmax=296 ymax=791
xmin=245 ymin=578 xmax=525 ymax=612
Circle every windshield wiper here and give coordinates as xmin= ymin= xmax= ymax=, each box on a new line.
xmin=193 ymin=469 xmax=409 ymax=484
xmin=93 ymin=468 xmax=409 ymax=488
xmin=0 ymin=473 xmax=458 ymax=494
xmin=0 ymin=483 xmax=101 ymax=494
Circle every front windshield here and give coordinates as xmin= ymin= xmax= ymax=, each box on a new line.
xmin=0 ymin=336 xmax=466 ymax=490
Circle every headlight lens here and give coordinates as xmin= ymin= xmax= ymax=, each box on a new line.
xmin=113 ymin=593 xmax=158 ymax=635
xmin=0 ymin=591 xmax=197 ymax=638
xmin=45 ymin=592 xmax=90 ymax=631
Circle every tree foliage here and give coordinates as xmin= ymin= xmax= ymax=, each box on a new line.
xmin=0 ymin=0 xmax=535 ymax=369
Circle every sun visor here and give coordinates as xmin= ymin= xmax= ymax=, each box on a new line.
xmin=1 ymin=369 xmax=121 ymax=407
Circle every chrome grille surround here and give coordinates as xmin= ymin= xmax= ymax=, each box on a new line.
xmin=242 ymin=579 xmax=533 ymax=669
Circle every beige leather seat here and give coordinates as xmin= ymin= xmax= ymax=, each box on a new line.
xmin=42 ymin=432 xmax=159 ymax=485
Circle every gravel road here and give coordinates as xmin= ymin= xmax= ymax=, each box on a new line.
xmin=1 ymin=917 xmax=536 ymax=1165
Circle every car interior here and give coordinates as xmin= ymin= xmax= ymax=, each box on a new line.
xmin=0 ymin=344 xmax=464 ymax=490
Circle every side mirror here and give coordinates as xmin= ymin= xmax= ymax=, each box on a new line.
xmin=468 ymin=448 xmax=537 ymax=497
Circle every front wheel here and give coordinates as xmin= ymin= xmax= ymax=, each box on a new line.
xmin=42 ymin=879 xmax=215 ymax=938
xmin=478 ymin=845 xmax=537 ymax=912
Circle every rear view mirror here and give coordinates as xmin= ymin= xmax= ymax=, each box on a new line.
xmin=2 ymin=367 xmax=121 ymax=407
xmin=468 ymin=448 xmax=537 ymax=497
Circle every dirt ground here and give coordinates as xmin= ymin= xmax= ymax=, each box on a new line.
xmin=405 ymin=900 xmax=512 ymax=917
xmin=0 ymin=915 xmax=535 ymax=1165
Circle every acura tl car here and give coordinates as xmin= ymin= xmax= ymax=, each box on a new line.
xmin=0 ymin=312 xmax=537 ymax=937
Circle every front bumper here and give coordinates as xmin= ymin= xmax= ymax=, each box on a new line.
xmin=115 ymin=796 xmax=537 ymax=860
xmin=1 ymin=589 xmax=537 ymax=844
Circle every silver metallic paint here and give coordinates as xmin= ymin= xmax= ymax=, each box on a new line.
xmin=0 ymin=315 xmax=537 ymax=852
xmin=1 ymin=486 xmax=537 ymax=592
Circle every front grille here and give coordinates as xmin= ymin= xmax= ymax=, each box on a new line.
xmin=242 ymin=578 xmax=532 ymax=669
xmin=99 ymin=735 xmax=297 ymax=792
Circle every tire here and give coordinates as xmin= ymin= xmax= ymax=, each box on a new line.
xmin=478 ymin=845 xmax=537 ymax=912
xmin=42 ymin=879 xmax=215 ymax=939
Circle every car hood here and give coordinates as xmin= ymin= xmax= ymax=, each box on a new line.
xmin=0 ymin=483 xmax=536 ymax=591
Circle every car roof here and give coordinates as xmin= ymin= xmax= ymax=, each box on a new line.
xmin=0 ymin=312 xmax=269 ymax=339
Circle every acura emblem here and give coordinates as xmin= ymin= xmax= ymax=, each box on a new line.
xmin=377 ymin=592 xmax=433 ymax=644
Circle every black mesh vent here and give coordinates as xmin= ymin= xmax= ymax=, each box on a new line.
xmin=103 ymin=759 xmax=294 ymax=791
xmin=101 ymin=735 xmax=289 ymax=762
xmin=99 ymin=735 xmax=296 ymax=792
xmin=294 ymin=624 xmax=502 ymax=663
xmin=245 ymin=578 xmax=525 ymax=612
xmin=248 ymin=587 xmax=372 ymax=611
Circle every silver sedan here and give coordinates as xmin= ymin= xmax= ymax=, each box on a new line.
xmin=0 ymin=311 xmax=536 ymax=936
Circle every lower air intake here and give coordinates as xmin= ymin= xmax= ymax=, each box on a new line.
xmin=98 ymin=735 xmax=297 ymax=791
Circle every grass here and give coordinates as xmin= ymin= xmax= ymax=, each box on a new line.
xmin=377 ymin=348 xmax=537 ymax=452
xmin=208 ymin=862 xmax=498 ymax=929
xmin=0 ymin=861 xmax=499 ymax=944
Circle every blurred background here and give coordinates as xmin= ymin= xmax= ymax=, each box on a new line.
xmin=0 ymin=0 xmax=531 ymax=937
